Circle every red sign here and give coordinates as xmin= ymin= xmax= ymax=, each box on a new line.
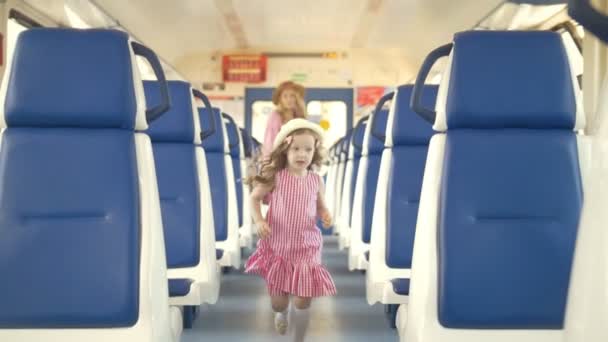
xmin=357 ymin=86 xmax=387 ymax=106
xmin=222 ymin=55 xmax=267 ymax=83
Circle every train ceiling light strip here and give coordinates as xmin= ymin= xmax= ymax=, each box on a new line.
xmin=263 ymin=52 xmax=345 ymax=59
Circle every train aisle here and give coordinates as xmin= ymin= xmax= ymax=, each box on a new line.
xmin=181 ymin=236 xmax=398 ymax=341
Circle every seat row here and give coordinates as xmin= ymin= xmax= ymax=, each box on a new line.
xmin=0 ymin=28 xmax=259 ymax=341
xmin=328 ymin=29 xmax=606 ymax=341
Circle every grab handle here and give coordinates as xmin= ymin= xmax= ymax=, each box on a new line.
xmin=131 ymin=41 xmax=170 ymax=123
xmin=410 ymin=43 xmax=453 ymax=124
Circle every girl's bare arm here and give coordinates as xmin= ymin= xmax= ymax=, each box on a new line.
xmin=317 ymin=177 xmax=333 ymax=228
xmin=250 ymin=183 xmax=272 ymax=224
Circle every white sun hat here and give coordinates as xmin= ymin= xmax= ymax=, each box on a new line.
xmin=272 ymin=118 xmax=325 ymax=152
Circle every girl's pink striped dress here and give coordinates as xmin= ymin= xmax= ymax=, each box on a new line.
xmin=245 ymin=169 xmax=337 ymax=297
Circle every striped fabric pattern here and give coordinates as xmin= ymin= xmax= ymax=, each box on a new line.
xmin=245 ymin=169 xmax=337 ymax=297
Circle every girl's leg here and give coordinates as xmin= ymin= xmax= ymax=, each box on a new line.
xmin=271 ymin=294 xmax=289 ymax=312
xmin=292 ymin=297 xmax=312 ymax=342
xmin=271 ymin=293 xmax=290 ymax=335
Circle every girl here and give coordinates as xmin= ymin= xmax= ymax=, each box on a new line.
xmin=245 ymin=119 xmax=337 ymax=341
xmin=262 ymin=81 xmax=307 ymax=157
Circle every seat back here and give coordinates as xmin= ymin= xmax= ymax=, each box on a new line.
xmin=348 ymin=100 xmax=389 ymax=271
xmin=0 ymin=28 xmax=176 ymax=341
xmin=361 ymin=109 xmax=388 ymax=244
xmin=240 ymin=127 xmax=253 ymax=159
xmin=338 ymin=129 xmax=353 ymax=194
xmin=437 ymin=31 xmax=582 ymax=329
xmin=146 ymin=81 xmax=219 ymax=304
xmin=337 ymin=118 xmax=367 ymax=247
xmin=385 ymin=85 xmax=436 ymax=268
xmin=405 ymin=31 xmax=584 ymax=341
xmin=223 ymin=113 xmax=243 ymax=227
xmin=348 ymin=116 xmax=368 ymax=225
xmin=145 ymin=80 xmax=201 ymax=268
xmin=200 ymin=107 xmax=229 ymax=241
xmin=333 ymin=131 xmax=352 ymax=217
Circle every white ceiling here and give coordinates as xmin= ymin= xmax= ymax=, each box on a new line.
xmin=26 ymin=0 xmax=518 ymax=76
xmin=91 ymin=0 xmax=503 ymax=67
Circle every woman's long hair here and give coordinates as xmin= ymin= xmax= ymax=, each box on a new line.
xmin=276 ymin=97 xmax=307 ymax=123
xmin=272 ymin=81 xmax=308 ymax=123
xmin=248 ymin=128 xmax=325 ymax=189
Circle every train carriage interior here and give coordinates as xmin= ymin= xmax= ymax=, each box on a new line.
xmin=0 ymin=0 xmax=606 ymax=341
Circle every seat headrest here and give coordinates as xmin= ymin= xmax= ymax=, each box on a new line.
xmin=240 ymin=128 xmax=253 ymax=157
xmin=341 ymin=129 xmax=353 ymax=155
xmin=351 ymin=117 xmax=368 ymax=153
xmin=367 ymin=109 xmax=389 ymax=154
xmin=199 ymin=107 xmax=225 ymax=153
xmin=1 ymin=29 xmax=147 ymax=130
xmin=145 ymin=80 xmax=201 ymax=143
xmin=223 ymin=113 xmax=240 ymax=156
xmin=435 ymin=31 xmax=583 ymax=131
xmin=332 ymin=139 xmax=342 ymax=157
xmin=391 ymin=84 xmax=435 ymax=146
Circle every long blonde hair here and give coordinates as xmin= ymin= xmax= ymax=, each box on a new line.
xmin=249 ymin=128 xmax=325 ymax=189
xmin=272 ymin=81 xmax=307 ymax=123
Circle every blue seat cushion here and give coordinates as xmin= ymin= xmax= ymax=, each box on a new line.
xmin=391 ymin=85 xmax=436 ymax=146
xmin=352 ymin=120 xmax=367 ymax=158
xmin=232 ymin=154 xmax=243 ymax=226
xmin=169 ymin=279 xmax=193 ymax=297
xmin=439 ymin=130 xmax=582 ymax=329
xmin=0 ymin=129 xmax=140 ymax=328
xmin=367 ymin=109 xmax=388 ymax=154
xmin=362 ymin=154 xmax=381 ymax=243
xmin=225 ymin=117 xmax=240 ymax=158
xmin=206 ymin=153 xmax=229 ymax=241
xmin=385 ymin=146 xmax=428 ymax=268
xmin=348 ymin=156 xmax=360 ymax=226
xmin=144 ymin=81 xmax=195 ymax=143
xmin=200 ymin=108 xmax=225 ymax=153
xmin=446 ymin=31 xmax=576 ymax=130
xmin=216 ymin=249 xmax=224 ymax=260
xmin=153 ymin=143 xmax=200 ymax=268
xmin=240 ymin=128 xmax=252 ymax=157
xmin=5 ymin=29 xmax=138 ymax=129
xmin=391 ymin=278 xmax=410 ymax=296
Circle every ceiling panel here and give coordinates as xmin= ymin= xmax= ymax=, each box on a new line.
xmin=234 ymin=0 xmax=367 ymax=49
xmin=25 ymin=0 xmax=512 ymax=78
xmin=366 ymin=0 xmax=503 ymax=64
xmin=94 ymin=0 xmax=234 ymax=61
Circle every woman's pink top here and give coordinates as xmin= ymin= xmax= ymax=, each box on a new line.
xmin=263 ymin=111 xmax=283 ymax=157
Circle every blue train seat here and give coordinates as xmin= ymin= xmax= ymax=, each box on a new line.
xmin=401 ymin=30 xmax=585 ymax=342
xmin=337 ymin=116 xmax=368 ymax=250
xmin=0 ymin=28 xmax=180 ymax=342
xmin=222 ymin=114 xmax=253 ymax=248
xmin=144 ymin=80 xmax=220 ymax=309
xmin=198 ymin=107 xmax=241 ymax=268
xmin=366 ymin=84 xmax=436 ymax=306
xmin=348 ymin=104 xmax=389 ymax=271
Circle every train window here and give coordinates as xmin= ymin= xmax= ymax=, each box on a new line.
xmin=307 ymin=100 xmax=347 ymax=148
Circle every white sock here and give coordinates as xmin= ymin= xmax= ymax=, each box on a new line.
xmin=274 ymin=309 xmax=288 ymax=335
xmin=292 ymin=307 xmax=311 ymax=342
